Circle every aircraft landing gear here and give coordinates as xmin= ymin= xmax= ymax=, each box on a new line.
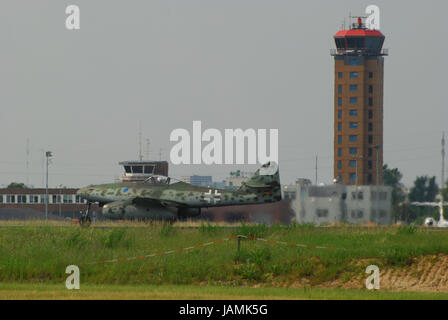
xmin=80 ymin=202 xmax=92 ymax=227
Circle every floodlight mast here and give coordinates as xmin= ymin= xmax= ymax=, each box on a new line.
xmin=45 ymin=151 xmax=53 ymax=220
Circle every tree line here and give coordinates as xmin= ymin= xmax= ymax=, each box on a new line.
xmin=383 ymin=164 xmax=445 ymax=224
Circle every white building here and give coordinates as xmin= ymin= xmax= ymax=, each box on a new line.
xmin=291 ymin=184 xmax=392 ymax=225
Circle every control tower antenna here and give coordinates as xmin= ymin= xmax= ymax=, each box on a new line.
xmin=159 ymin=148 xmax=163 ymax=161
xmin=138 ymin=121 xmax=143 ymax=161
xmin=146 ymin=139 xmax=150 ymax=160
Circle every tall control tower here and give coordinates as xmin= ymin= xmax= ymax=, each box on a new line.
xmin=331 ymin=17 xmax=387 ymax=185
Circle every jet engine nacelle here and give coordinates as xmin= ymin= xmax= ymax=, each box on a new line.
xmin=102 ymin=200 xmax=177 ymax=221
xmin=177 ymin=207 xmax=201 ymax=218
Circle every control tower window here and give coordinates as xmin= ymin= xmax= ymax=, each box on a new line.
xmin=124 ymin=166 xmax=132 ymax=173
xmin=335 ymin=38 xmax=345 ymax=49
xmin=132 ymin=166 xmax=143 ymax=174
xmin=346 ymin=37 xmax=364 ymax=49
xmin=144 ymin=166 xmax=154 ymax=174
xmin=365 ymin=37 xmax=383 ymax=51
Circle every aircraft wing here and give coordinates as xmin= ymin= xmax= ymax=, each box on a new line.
xmin=131 ymin=196 xmax=184 ymax=208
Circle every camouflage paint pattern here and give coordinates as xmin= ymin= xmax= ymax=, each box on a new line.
xmin=77 ymin=162 xmax=281 ymax=220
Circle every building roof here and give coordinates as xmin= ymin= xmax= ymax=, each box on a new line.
xmin=0 ymin=188 xmax=79 ymax=194
xmin=334 ymin=29 xmax=384 ymax=37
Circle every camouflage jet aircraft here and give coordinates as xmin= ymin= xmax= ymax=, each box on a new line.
xmin=76 ymin=161 xmax=281 ymax=225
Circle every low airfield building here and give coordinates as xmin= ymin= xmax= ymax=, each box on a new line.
xmin=0 ymin=188 xmax=101 ymax=220
xmin=291 ymin=184 xmax=392 ymax=225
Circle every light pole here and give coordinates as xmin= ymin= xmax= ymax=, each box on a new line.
xmin=352 ymin=155 xmax=364 ymax=186
xmin=373 ymin=144 xmax=381 ymax=223
xmin=374 ymin=144 xmax=381 ymax=186
xmin=45 ymin=151 xmax=53 ymax=220
xmin=59 ymin=184 xmax=63 ymax=217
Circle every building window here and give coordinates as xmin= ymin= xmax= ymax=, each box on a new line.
xmin=349 ymin=97 xmax=358 ymax=104
xmin=338 ymin=85 xmax=342 ymax=94
xmin=351 ymin=210 xmax=364 ymax=218
xmin=349 ymin=135 xmax=358 ymax=142
xmin=350 ymin=72 xmax=358 ymax=78
xmin=338 ymin=135 xmax=342 ymax=144
xmin=368 ymin=123 xmax=373 ymax=132
xmin=349 ymin=109 xmax=358 ymax=116
xmin=349 ymin=58 xmax=359 ymax=65
xmin=368 ymin=110 xmax=373 ymax=119
xmin=338 ymin=148 xmax=342 ymax=156
xmin=369 ymin=97 xmax=373 ymax=106
xmin=53 ymin=195 xmax=61 ymax=204
xmin=338 ymin=110 xmax=342 ymax=119
xmin=369 ymin=85 xmax=373 ymax=93
xmin=338 ymin=122 xmax=342 ymax=131
xmin=6 ymin=195 xmax=15 ymax=203
xmin=316 ymin=209 xmax=329 ymax=218
xmin=349 ymin=160 xmax=357 ymax=167
xmin=349 ymin=122 xmax=358 ymax=129
xmin=349 ymin=173 xmax=357 ymax=181
xmin=349 ymin=148 xmax=357 ymax=155
xmin=338 ymin=72 xmax=343 ymax=79
xmin=369 ymin=72 xmax=373 ymax=78
xmin=338 ymin=97 xmax=342 ymax=106
xmin=349 ymin=84 xmax=358 ymax=91
xmin=0 ymin=195 xmax=3 ymax=203
xmin=29 ymin=195 xmax=39 ymax=203
xmin=368 ymin=174 xmax=373 ymax=183
xmin=63 ymin=195 xmax=73 ymax=204
xmin=368 ymin=135 xmax=373 ymax=144
xmin=368 ymin=160 xmax=373 ymax=169
xmin=368 ymin=148 xmax=373 ymax=157
xmin=17 ymin=195 xmax=27 ymax=204
xmin=337 ymin=160 xmax=342 ymax=169
xmin=40 ymin=195 xmax=47 ymax=204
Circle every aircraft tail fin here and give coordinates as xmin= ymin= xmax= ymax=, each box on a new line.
xmin=238 ymin=161 xmax=282 ymax=202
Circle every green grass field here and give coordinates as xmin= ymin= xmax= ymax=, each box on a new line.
xmin=2 ymin=283 xmax=448 ymax=300
xmin=0 ymin=221 xmax=447 ymax=299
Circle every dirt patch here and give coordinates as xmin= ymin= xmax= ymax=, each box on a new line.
xmin=318 ymin=254 xmax=448 ymax=292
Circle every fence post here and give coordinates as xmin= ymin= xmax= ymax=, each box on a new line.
xmin=237 ymin=235 xmax=241 ymax=252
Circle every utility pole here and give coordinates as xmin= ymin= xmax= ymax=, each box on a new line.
xmin=442 ymin=132 xmax=445 ymax=190
xmin=138 ymin=121 xmax=143 ymax=161
xmin=26 ymin=138 xmax=30 ymax=186
xmin=315 ymin=154 xmax=318 ymax=185
xmin=45 ymin=151 xmax=53 ymax=220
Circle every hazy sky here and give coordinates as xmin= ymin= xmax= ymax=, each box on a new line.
xmin=1 ymin=0 xmax=447 ymax=188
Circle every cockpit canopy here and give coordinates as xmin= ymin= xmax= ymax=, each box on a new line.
xmin=143 ymin=175 xmax=180 ymax=185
